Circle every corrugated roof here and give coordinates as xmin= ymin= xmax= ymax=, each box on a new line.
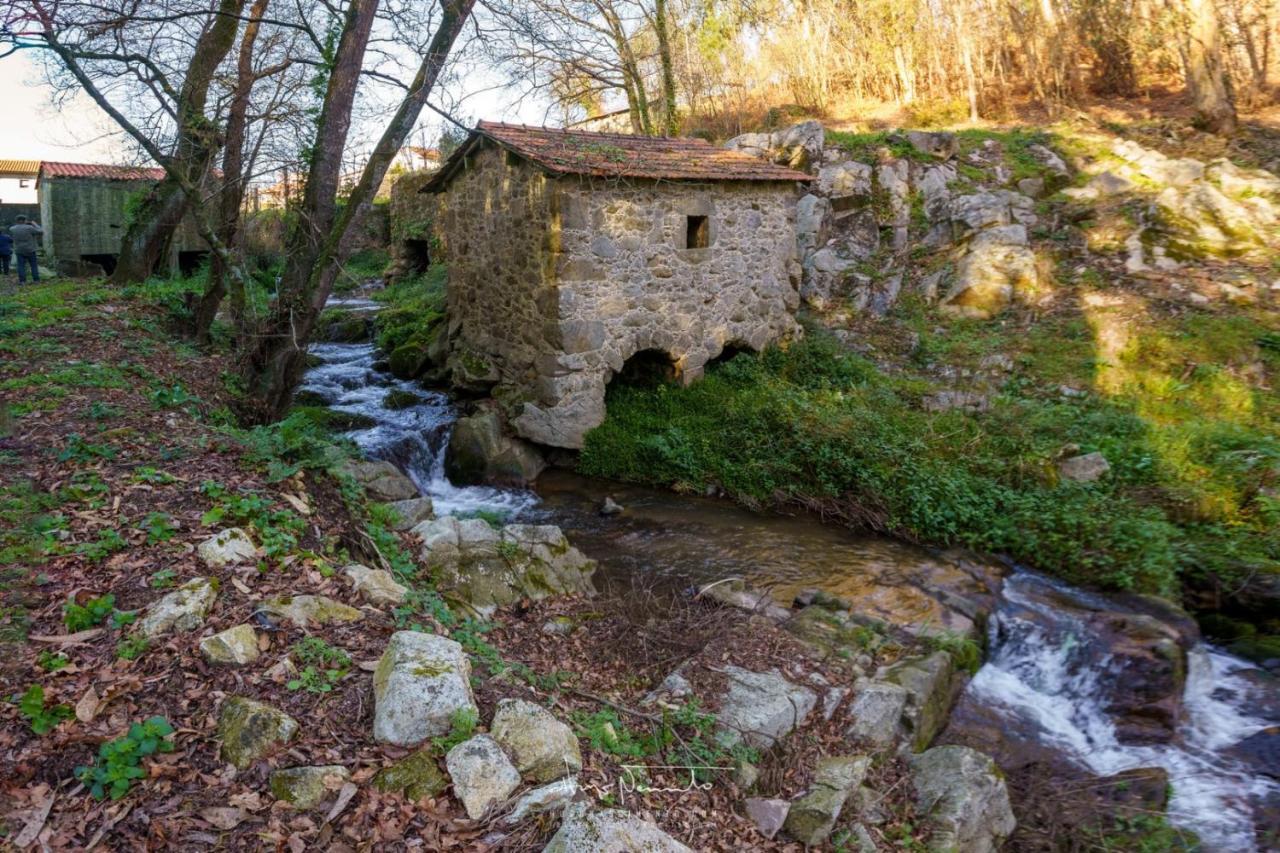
xmin=423 ymin=121 xmax=811 ymax=192
xmin=39 ymin=161 xmax=167 ymax=181
xmin=0 ymin=159 xmax=40 ymax=177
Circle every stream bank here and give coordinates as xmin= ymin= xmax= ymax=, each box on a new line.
xmin=302 ymin=314 xmax=1280 ymax=851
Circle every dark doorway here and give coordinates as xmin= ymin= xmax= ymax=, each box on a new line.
xmin=402 ymin=238 xmax=432 ymax=274
xmin=686 ymin=215 xmax=710 ymax=249
xmin=614 ymin=349 xmax=680 ymax=389
xmin=706 ymin=341 xmax=756 ymax=370
xmin=80 ymin=254 xmax=117 ymax=275
xmin=178 ymin=251 xmax=210 ymax=277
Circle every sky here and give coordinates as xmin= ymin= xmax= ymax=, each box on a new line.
xmin=0 ymin=53 xmax=121 ymax=163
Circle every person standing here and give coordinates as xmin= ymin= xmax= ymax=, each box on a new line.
xmin=0 ymin=228 xmax=11 ymax=275
xmin=9 ymin=215 xmax=42 ymax=285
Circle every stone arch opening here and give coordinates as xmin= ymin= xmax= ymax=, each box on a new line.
xmin=612 ymin=348 xmax=681 ymax=390
xmin=705 ymin=340 xmax=758 ymax=371
xmin=402 ymin=238 xmax=432 ymax=274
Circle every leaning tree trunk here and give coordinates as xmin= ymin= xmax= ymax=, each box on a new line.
xmin=110 ymin=0 xmax=247 ymax=285
xmin=1174 ymin=0 xmax=1238 ymax=134
xmin=240 ymin=0 xmax=476 ymax=422
xmin=193 ymin=0 xmax=273 ymax=342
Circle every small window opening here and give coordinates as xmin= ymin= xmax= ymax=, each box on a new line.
xmin=686 ymin=215 xmax=710 ymax=249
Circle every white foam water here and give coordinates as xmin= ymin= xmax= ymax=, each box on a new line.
xmin=300 ymin=340 xmax=537 ymax=519
xmin=966 ymin=572 xmax=1278 ymax=851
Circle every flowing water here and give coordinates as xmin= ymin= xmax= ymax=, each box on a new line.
xmin=303 ymin=300 xmax=1279 ymax=850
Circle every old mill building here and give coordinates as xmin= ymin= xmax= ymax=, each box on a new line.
xmin=423 ymin=121 xmax=811 ymax=449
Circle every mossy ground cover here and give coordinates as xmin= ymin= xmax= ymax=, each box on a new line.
xmin=580 ymin=285 xmax=1279 ymax=621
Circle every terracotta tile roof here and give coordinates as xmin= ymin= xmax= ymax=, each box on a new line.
xmin=39 ymin=161 xmax=167 ymax=182
xmin=423 ymin=121 xmax=811 ymax=192
xmin=0 ymin=159 xmax=40 ymax=177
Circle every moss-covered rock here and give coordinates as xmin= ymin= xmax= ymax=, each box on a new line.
xmin=218 ymin=696 xmax=299 ymax=769
xmin=269 ymin=765 xmax=351 ymax=809
xmin=383 ymin=389 xmax=426 ymax=410
xmin=137 ymin=577 xmax=219 ymax=637
xmin=199 ymin=624 xmax=260 ymax=665
xmin=259 ymin=594 xmax=362 ymax=627
xmin=489 ymin=698 xmax=582 ymax=783
xmin=373 ymin=749 xmax=448 ymax=800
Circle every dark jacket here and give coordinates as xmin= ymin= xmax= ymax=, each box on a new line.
xmin=0 ymin=233 xmax=11 ymax=255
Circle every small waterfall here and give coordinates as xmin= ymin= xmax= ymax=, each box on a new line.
xmin=965 ymin=572 xmax=1278 ymax=852
xmin=300 ymin=333 xmax=536 ymax=519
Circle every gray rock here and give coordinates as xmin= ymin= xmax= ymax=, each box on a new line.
xmin=600 ymin=496 xmax=624 ymax=516
xmin=340 ymin=459 xmax=419 ymax=502
xmin=922 ymin=391 xmax=990 ymax=414
xmin=218 ymin=696 xmax=298 ymax=769
xmin=698 ymin=579 xmax=791 ymax=622
xmin=941 ymin=225 xmax=1037 ymax=319
xmin=199 ymin=624 xmax=260 ymax=665
xmin=446 ymin=734 xmax=521 ymax=819
xmin=817 ymin=160 xmax=874 ymax=200
xmin=373 ymin=631 xmax=478 ymax=746
xmin=490 ymin=698 xmax=583 ymax=783
xmin=500 ymin=776 xmax=579 ymax=825
xmin=783 ymin=755 xmax=871 ymax=845
xmin=1017 ymin=177 xmax=1046 ymax=198
xmin=259 ymin=594 xmax=362 ymax=627
xmin=1064 ymin=170 xmax=1134 ymax=201
xmin=884 ymin=652 xmax=957 ymax=751
xmin=137 ymin=577 xmax=218 ymax=637
xmin=846 ymin=681 xmax=909 ymax=748
xmin=197 ymin=528 xmax=256 ymax=567
xmin=744 ymin=797 xmax=790 ymax=839
xmin=543 ymin=801 xmax=693 ymax=852
xmin=386 ymin=497 xmax=435 ymax=531
xmin=269 ymin=765 xmax=350 ymax=809
xmin=1027 ymin=144 xmax=1069 ymax=178
xmin=417 ymin=518 xmax=596 ymax=617
xmin=1058 ymin=451 xmax=1111 ymax=483
xmin=446 ymin=409 xmax=546 ymax=487
xmin=344 ymin=563 xmax=408 ymax=607
xmin=716 ymin=666 xmax=817 ymax=748
xmin=906 ymin=131 xmax=958 ymax=160
xmin=910 ymin=745 xmax=1016 ymax=853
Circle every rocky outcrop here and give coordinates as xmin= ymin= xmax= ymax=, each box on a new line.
xmin=385 ymin=496 xmax=435 ymax=531
xmin=884 ymin=652 xmax=958 ymax=752
xmin=137 ymin=577 xmax=218 ymax=637
xmin=715 ymin=666 xmax=817 ymax=748
xmin=783 ymin=755 xmax=871 ymax=845
xmin=373 ymin=631 xmax=478 ymax=746
xmin=199 ymin=624 xmax=260 ymax=665
xmin=445 ymin=734 xmax=521 ymax=819
xmin=940 ymin=224 xmax=1038 ymax=319
xmin=415 ymin=518 xmax=596 ymax=617
xmin=845 ymin=680 xmax=910 ymax=749
xmin=489 ymin=698 xmax=583 ymax=783
xmin=269 ymin=765 xmax=350 ymax=809
xmin=910 ymin=745 xmax=1016 ymax=853
xmin=197 ymin=529 xmax=256 ymax=567
xmin=218 ymin=697 xmax=299 ymax=769
xmin=338 ymin=459 xmax=419 ymax=502
xmin=725 ymin=120 xmax=825 ymax=172
xmin=543 ymin=802 xmax=693 ymax=853
xmin=445 ymin=409 xmax=546 ymax=487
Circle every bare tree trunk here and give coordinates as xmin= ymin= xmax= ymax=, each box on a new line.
xmin=110 ymin=0 xmax=247 ymax=284
xmin=653 ymin=0 xmax=678 ymax=135
xmin=1171 ymin=0 xmax=1238 ymax=133
xmin=193 ymin=0 xmax=273 ymax=342
xmin=240 ymin=0 xmax=475 ymax=422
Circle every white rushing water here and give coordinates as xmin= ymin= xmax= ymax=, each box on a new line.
xmin=300 ymin=341 xmax=536 ymax=518
xmin=966 ymin=573 xmax=1278 ymax=851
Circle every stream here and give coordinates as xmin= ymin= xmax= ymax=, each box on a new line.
xmin=302 ymin=304 xmax=1279 ymax=851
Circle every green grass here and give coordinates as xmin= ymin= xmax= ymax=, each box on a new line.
xmin=373 ymin=264 xmax=446 ymax=355
xmin=581 ymin=326 xmax=1278 ymax=599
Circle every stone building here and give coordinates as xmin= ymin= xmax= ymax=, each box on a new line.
xmin=423 ymin=121 xmax=809 ymax=449
xmin=36 ymin=161 xmax=207 ymax=276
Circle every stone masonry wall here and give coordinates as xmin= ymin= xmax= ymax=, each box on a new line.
xmin=438 ymin=143 xmax=802 ymax=449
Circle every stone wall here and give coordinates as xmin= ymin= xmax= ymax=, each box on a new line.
xmin=437 ymin=144 xmax=802 ymax=449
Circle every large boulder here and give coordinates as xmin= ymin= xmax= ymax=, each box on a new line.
xmin=910 ymin=745 xmax=1016 ymax=853
xmin=385 ymin=496 xmax=435 ymax=531
xmin=783 ymin=755 xmax=871 ymax=846
xmin=218 ymin=697 xmax=299 ymax=769
xmin=725 ymin=120 xmax=824 ymax=172
xmin=883 ymin=652 xmax=958 ymax=751
xmin=845 ymin=681 xmax=909 ymax=749
xmin=905 ymin=131 xmax=958 ymax=161
xmin=543 ymin=802 xmax=693 ymax=853
xmin=445 ymin=409 xmax=546 ymax=487
xmin=715 ymin=666 xmax=817 ymax=748
xmin=373 ymin=631 xmax=478 ymax=746
xmin=339 ymin=459 xmax=419 ymax=502
xmin=1155 ymin=181 xmax=1276 ymax=258
xmin=490 ymin=698 xmax=583 ymax=783
xmin=415 ymin=518 xmax=596 ymax=617
xmin=445 ymin=734 xmax=521 ymax=819
xmin=137 ymin=577 xmax=218 ymax=638
xmin=941 ymin=225 xmax=1038 ymax=319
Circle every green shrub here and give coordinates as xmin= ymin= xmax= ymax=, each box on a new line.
xmin=64 ymin=593 xmax=116 ymax=632
xmin=76 ymin=716 xmax=175 ymax=800
xmin=15 ymin=684 xmax=73 ymax=734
